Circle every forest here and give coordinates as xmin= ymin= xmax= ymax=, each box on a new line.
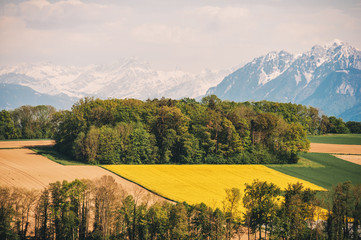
xmin=1 ymin=177 xmax=360 ymax=240
xmin=0 ymin=96 xmax=359 ymax=165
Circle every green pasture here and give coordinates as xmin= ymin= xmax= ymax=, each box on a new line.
xmin=269 ymin=153 xmax=361 ymax=190
xmin=308 ymin=134 xmax=361 ymax=145
xmin=31 ymin=146 xmax=87 ymax=165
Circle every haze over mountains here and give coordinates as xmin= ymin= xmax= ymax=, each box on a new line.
xmin=1 ymin=40 xmax=360 ymax=121
xmin=0 ymin=59 xmax=231 ymax=105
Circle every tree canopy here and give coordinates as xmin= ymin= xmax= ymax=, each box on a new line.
xmin=52 ymin=96 xmax=313 ymax=164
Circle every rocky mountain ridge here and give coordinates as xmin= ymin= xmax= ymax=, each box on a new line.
xmin=207 ymin=39 xmax=361 ymax=121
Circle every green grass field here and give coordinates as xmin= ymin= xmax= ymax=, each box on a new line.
xmin=269 ymin=153 xmax=361 ymax=190
xmin=308 ymin=134 xmax=361 ymax=145
xmin=31 ymin=146 xmax=87 ymax=165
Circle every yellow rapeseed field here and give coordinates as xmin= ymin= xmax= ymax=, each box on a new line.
xmin=104 ymin=164 xmax=326 ymax=210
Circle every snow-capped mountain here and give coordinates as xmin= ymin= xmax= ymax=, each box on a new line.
xmin=2 ymin=39 xmax=360 ymax=120
xmin=207 ymin=39 xmax=361 ymax=121
xmin=0 ymin=58 xmax=231 ymax=104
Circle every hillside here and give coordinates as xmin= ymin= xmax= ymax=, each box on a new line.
xmin=207 ymin=40 xmax=361 ymax=121
xmin=0 ymin=82 xmax=77 ymax=110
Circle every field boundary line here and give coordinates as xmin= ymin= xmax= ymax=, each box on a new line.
xmin=100 ymin=166 xmax=177 ymax=204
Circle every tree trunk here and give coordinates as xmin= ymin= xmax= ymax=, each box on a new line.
xmin=247 ymin=225 xmax=250 ymax=240
xmin=259 ymin=225 xmax=262 ymax=240
xmin=265 ymin=224 xmax=268 ymax=239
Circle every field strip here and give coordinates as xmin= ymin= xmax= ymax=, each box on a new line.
xmin=0 ymin=140 xmax=55 ymax=148
xmin=104 ymin=164 xmax=326 ymax=210
xmin=310 ymin=143 xmax=361 ymax=154
xmin=269 ymin=153 xmax=361 ymax=190
xmin=0 ymin=148 xmax=167 ymax=203
xmin=334 ymin=154 xmax=361 ymax=166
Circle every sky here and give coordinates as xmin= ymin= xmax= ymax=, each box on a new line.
xmin=0 ymin=0 xmax=360 ymax=72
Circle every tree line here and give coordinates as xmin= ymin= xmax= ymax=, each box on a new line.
xmin=0 ymin=105 xmax=56 ymax=139
xmin=1 ymin=97 xmax=360 ymax=165
xmin=249 ymin=101 xmax=353 ymax=135
xmin=1 ymin=177 xmax=360 ymax=240
xmin=54 ymin=96 xmax=314 ymax=164
xmin=1 ymin=99 xmax=359 ymax=143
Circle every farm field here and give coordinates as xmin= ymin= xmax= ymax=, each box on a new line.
xmin=308 ymin=134 xmax=361 ymax=145
xmin=289 ymin=134 xmax=361 ymax=189
xmin=309 ymin=143 xmax=361 ymax=154
xmin=0 ymin=140 xmax=55 ymax=148
xmin=334 ymin=154 xmax=361 ymax=166
xmin=0 ymin=141 xmax=167 ymax=203
xmin=31 ymin=146 xmax=88 ymax=165
xmin=269 ymin=152 xmax=361 ymax=190
xmin=308 ymin=134 xmax=361 ymax=153
xmin=103 ymin=164 xmax=326 ymax=210
xmin=2 ymin=138 xmax=360 ymax=213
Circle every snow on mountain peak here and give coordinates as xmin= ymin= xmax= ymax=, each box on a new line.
xmin=264 ymin=51 xmax=278 ymax=61
xmin=0 ymin=59 xmax=232 ymax=100
xmin=323 ymin=39 xmax=345 ymax=50
xmin=257 ymin=50 xmax=293 ymax=85
xmin=295 ymin=39 xmax=361 ymax=72
xmin=205 ymin=40 xmax=361 ymax=121
xmin=331 ymin=38 xmax=344 ymax=46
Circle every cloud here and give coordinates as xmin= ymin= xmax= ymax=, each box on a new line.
xmin=0 ymin=0 xmax=360 ymax=71
xmin=188 ymin=5 xmax=251 ymax=35
xmin=2 ymin=0 xmax=128 ymax=30
xmin=132 ymin=24 xmax=197 ymax=45
xmin=193 ymin=5 xmax=249 ymax=23
xmin=269 ymin=7 xmax=361 ymax=51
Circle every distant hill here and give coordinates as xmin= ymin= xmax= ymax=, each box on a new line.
xmin=339 ymin=102 xmax=361 ymax=121
xmin=207 ymin=40 xmax=361 ymax=121
xmin=0 ymin=82 xmax=77 ymax=110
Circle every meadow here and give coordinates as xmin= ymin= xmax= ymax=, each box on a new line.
xmin=31 ymin=146 xmax=88 ymax=165
xmin=308 ymin=134 xmax=361 ymax=145
xmin=269 ymin=152 xmax=361 ymax=190
xmin=103 ymin=164 xmax=326 ymax=210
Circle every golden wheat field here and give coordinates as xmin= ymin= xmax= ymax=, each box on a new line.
xmin=104 ymin=164 xmax=326 ymax=210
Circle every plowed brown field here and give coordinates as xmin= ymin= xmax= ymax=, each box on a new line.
xmin=333 ymin=155 xmax=361 ymax=166
xmin=0 ymin=141 xmax=167 ymax=203
xmin=0 ymin=140 xmax=55 ymax=148
xmin=309 ymin=143 xmax=361 ymax=154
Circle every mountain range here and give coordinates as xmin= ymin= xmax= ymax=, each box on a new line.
xmin=0 ymin=59 xmax=231 ymax=107
xmin=0 ymin=40 xmax=360 ymax=121
xmin=0 ymin=83 xmax=77 ymax=110
xmin=207 ymin=39 xmax=361 ymax=121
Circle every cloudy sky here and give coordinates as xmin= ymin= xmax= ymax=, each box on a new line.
xmin=1 ymin=0 xmax=360 ymax=72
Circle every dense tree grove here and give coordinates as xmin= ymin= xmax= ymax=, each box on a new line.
xmin=1 ymin=178 xmax=360 ymax=240
xmin=54 ymin=96 xmax=313 ymax=164
xmin=346 ymin=121 xmax=361 ymax=134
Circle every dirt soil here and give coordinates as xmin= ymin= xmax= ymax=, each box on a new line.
xmin=333 ymin=154 xmax=361 ymax=166
xmin=0 ymin=140 xmax=55 ymax=148
xmin=0 ymin=141 xmax=167 ymax=203
xmin=309 ymin=143 xmax=361 ymax=154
